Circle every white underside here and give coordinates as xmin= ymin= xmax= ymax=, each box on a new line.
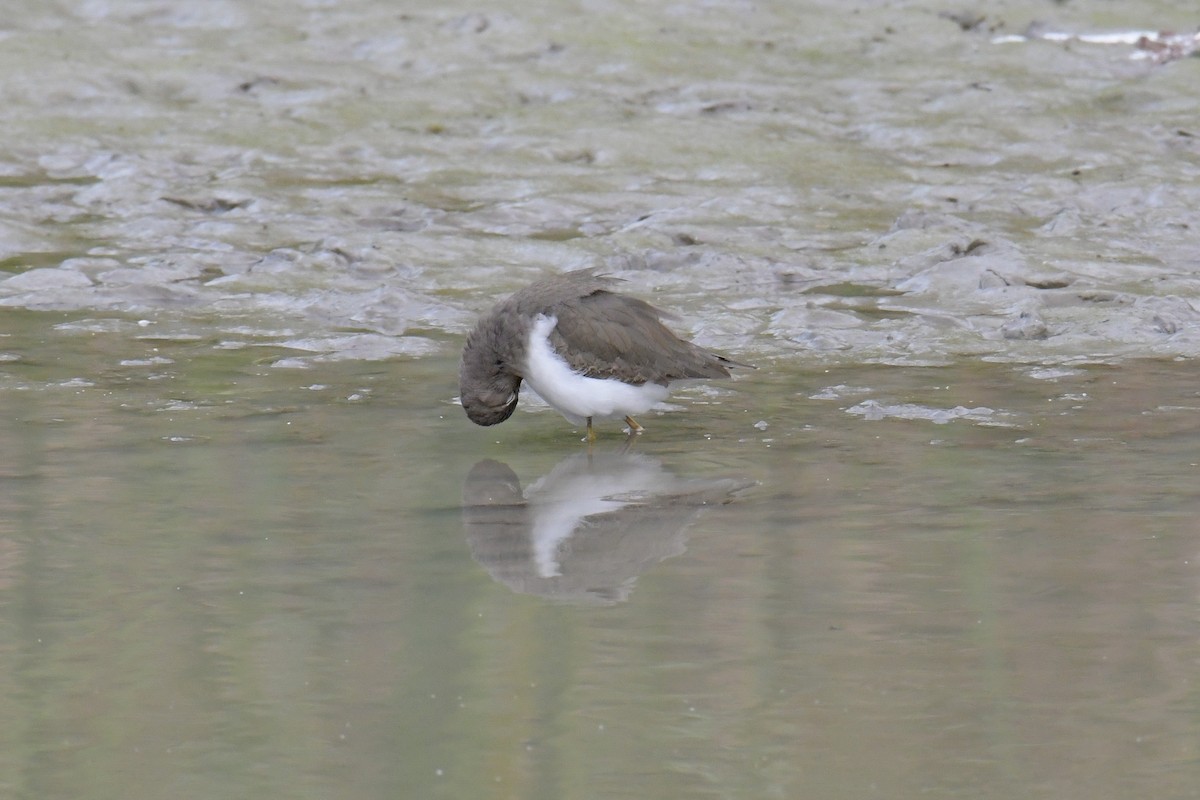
xmin=523 ymin=313 xmax=670 ymax=425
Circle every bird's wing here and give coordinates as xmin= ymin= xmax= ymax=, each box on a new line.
xmin=548 ymin=290 xmax=732 ymax=384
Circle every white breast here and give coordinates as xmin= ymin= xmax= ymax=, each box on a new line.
xmin=522 ymin=314 xmax=669 ymax=424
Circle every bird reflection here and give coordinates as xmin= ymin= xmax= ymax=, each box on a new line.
xmin=462 ymin=452 xmax=754 ymax=605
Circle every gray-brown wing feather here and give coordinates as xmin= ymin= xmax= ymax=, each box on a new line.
xmin=548 ymin=290 xmax=733 ymax=385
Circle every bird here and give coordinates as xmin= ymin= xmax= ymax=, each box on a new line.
xmin=459 ymin=267 xmax=748 ymax=441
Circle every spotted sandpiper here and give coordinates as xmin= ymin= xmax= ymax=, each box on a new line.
xmin=459 ymin=268 xmax=749 ymax=440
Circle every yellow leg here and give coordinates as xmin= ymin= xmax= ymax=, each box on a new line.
xmin=624 ymin=415 xmax=644 ymax=435
xmin=586 ymin=416 xmax=597 ymax=443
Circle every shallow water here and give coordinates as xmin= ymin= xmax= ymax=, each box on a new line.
xmin=2 ymin=0 xmax=1200 ymax=797
xmin=4 ymin=319 xmax=1199 ymax=798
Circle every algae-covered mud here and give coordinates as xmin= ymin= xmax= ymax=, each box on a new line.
xmin=2 ymin=0 xmax=1197 ymax=370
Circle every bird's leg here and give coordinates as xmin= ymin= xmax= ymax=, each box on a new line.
xmin=623 ymin=415 xmax=644 ymax=435
xmin=585 ymin=416 xmax=597 ymax=444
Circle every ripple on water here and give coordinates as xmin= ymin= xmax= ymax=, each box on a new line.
xmin=844 ymin=399 xmax=1021 ymax=427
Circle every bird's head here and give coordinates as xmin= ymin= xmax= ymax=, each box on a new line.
xmin=459 ymin=325 xmax=522 ymax=426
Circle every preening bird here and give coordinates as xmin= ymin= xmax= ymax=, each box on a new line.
xmin=459 ymin=268 xmax=749 ymax=440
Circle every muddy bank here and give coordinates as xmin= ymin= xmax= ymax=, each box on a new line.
xmin=1 ymin=0 xmax=1196 ymax=371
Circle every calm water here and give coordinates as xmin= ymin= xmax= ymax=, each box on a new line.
xmin=2 ymin=0 xmax=1199 ymax=798
xmin=3 ymin=321 xmax=1198 ymax=798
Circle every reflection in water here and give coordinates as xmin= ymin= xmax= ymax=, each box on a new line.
xmin=462 ymin=453 xmax=753 ymax=604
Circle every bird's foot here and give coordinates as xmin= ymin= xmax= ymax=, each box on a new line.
xmin=623 ymin=415 xmax=644 ymax=436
